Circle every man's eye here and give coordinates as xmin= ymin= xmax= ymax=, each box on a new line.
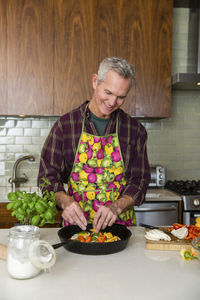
xmin=105 ymin=90 xmax=111 ymax=95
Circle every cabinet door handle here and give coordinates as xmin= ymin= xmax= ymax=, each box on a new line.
xmin=134 ymin=205 xmax=177 ymax=212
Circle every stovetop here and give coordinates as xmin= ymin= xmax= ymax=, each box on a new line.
xmin=165 ymin=180 xmax=200 ymax=196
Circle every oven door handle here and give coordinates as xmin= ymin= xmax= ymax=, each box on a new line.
xmin=134 ymin=205 xmax=177 ymax=212
xmin=194 ymin=213 xmax=200 ymax=217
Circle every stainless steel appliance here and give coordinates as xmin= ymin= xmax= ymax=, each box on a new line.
xmin=135 ymin=201 xmax=179 ymax=226
xmin=135 ymin=166 xmax=178 ymax=226
xmin=149 ymin=165 xmax=165 ymax=187
xmin=165 ymin=180 xmax=200 ymax=226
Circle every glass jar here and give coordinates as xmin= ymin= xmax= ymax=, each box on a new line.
xmin=7 ymin=225 xmax=41 ymax=279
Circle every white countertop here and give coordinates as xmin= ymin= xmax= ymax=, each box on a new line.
xmin=146 ymin=188 xmax=181 ymax=201
xmin=0 ymin=227 xmax=199 ymax=300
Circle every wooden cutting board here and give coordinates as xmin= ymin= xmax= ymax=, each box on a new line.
xmin=145 ymin=228 xmax=193 ymax=251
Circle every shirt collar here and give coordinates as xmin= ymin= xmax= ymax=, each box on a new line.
xmin=80 ymin=100 xmax=119 ymax=121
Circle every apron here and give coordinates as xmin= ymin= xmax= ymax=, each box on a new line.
xmin=63 ymin=110 xmax=136 ymax=227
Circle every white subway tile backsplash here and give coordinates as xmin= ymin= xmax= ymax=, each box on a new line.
xmin=0 ymin=137 xmax=15 ymax=144
xmin=15 ymin=137 xmax=32 ymax=144
xmin=7 ymin=128 xmax=23 ymax=136
xmin=0 ymin=146 xmax=6 ymax=152
xmin=23 ymin=145 xmax=42 ymax=153
xmin=6 ymin=145 xmax=24 ymax=153
xmin=24 ymin=128 xmax=40 ymax=137
xmin=15 ymin=120 xmax=32 ymax=128
xmin=31 ymin=137 xmax=46 ymax=145
xmin=0 ymin=119 xmax=15 ymax=128
xmin=0 ymin=128 xmax=6 ymax=136
xmin=32 ymin=120 xmax=49 ymax=128
xmin=0 ymin=162 xmax=5 ymax=175
xmin=40 ymin=128 xmax=50 ymax=137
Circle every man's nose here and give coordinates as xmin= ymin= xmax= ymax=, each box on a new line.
xmin=109 ymin=95 xmax=117 ymax=106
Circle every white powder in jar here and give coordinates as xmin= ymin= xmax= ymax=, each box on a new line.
xmin=7 ymin=253 xmax=41 ymax=279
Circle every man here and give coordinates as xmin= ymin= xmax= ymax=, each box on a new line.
xmin=38 ymin=57 xmax=150 ymax=232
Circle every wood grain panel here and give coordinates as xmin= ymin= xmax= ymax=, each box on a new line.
xmin=54 ymin=0 xmax=97 ymax=115
xmin=54 ymin=0 xmax=136 ymax=116
xmin=0 ymin=0 xmax=7 ymax=114
xmin=7 ymin=0 xmax=53 ymax=115
xmin=134 ymin=0 xmax=173 ymax=117
xmin=96 ymin=0 xmax=136 ymax=115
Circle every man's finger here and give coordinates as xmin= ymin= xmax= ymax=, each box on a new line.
xmin=72 ymin=209 xmax=87 ymax=230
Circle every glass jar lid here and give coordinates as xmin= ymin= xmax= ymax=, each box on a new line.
xmin=9 ymin=225 xmax=40 ymax=239
xmin=29 ymin=240 xmax=56 ymax=271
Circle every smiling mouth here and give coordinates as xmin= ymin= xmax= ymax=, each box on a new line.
xmin=104 ymin=103 xmax=114 ymax=111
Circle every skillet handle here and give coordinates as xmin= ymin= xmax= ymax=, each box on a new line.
xmin=52 ymin=242 xmax=67 ymax=249
xmin=52 ymin=240 xmax=74 ymax=250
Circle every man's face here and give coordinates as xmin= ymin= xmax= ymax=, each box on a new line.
xmin=90 ymin=70 xmax=131 ymax=119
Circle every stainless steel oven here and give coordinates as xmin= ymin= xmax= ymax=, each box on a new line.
xmin=135 ymin=201 xmax=179 ymax=226
xmin=166 ymin=180 xmax=200 ymax=226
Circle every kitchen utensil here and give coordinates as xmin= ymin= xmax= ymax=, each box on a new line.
xmin=139 ymin=223 xmax=172 ymax=235
xmin=56 ymin=223 xmax=132 ymax=255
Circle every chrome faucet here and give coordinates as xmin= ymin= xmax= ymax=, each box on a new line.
xmin=8 ymin=155 xmax=35 ymax=192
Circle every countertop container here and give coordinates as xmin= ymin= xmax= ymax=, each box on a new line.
xmin=7 ymin=225 xmax=41 ymax=279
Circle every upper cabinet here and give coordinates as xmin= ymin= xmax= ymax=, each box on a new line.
xmin=5 ymin=0 xmax=54 ymax=115
xmin=0 ymin=0 xmax=173 ymax=118
xmin=54 ymin=0 xmax=137 ymax=115
xmin=133 ymin=0 xmax=173 ymax=117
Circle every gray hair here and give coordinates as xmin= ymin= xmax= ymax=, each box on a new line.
xmin=97 ymin=57 xmax=136 ymax=86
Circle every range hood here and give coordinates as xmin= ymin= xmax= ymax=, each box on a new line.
xmin=172 ymin=8 xmax=200 ymax=90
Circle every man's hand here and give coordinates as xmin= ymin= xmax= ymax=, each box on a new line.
xmin=93 ymin=194 xmax=135 ymax=232
xmin=55 ymin=191 xmax=87 ymax=230
xmin=93 ymin=204 xmax=121 ymax=233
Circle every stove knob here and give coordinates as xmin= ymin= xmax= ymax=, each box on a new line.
xmin=193 ymin=198 xmax=200 ymax=207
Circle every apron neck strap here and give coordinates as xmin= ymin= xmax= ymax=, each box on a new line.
xmin=82 ymin=103 xmax=119 ymax=135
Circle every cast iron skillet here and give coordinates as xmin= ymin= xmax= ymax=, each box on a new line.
xmin=54 ymin=223 xmax=132 ymax=255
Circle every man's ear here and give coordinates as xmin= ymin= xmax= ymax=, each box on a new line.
xmin=92 ymin=73 xmax=98 ymax=89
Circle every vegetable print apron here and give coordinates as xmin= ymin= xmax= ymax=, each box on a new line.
xmin=63 ymin=111 xmax=136 ymax=227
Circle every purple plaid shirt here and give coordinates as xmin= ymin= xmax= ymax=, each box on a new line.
xmin=38 ymin=101 xmax=150 ymax=206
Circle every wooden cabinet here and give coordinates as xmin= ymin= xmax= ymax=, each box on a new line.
xmin=54 ymin=0 xmax=173 ymax=117
xmin=54 ymin=0 xmax=137 ymax=115
xmin=6 ymin=0 xmax=54 ymax=115
xmin=0 ymin=0 xmax=7 ymax=114
xmin=134 ymin=0 xmax=173 ymax=118
xmin=0 ymin=0 xmax=172 ymax=118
